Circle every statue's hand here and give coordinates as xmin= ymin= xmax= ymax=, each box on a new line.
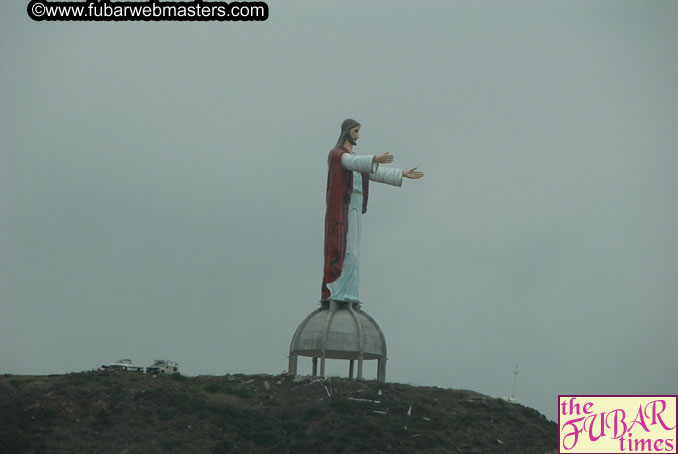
xmin=403 ymin=167 xmax=424 ymax=179
xmin=374 ymin=153 xmax=394 ymax=164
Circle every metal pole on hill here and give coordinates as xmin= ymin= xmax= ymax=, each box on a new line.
xmin=510 ymin=364 xmax=519 ymax=402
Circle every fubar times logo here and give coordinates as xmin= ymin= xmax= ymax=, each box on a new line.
xmin=559 ymin=395 xmax=677 ymax=453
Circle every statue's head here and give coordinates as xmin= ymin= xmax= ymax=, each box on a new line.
xmin=335 ymin=119 xmax=361 ymax=148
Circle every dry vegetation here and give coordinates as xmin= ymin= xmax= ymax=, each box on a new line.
xmin=0 ymin=371 xmax=557 ymax=453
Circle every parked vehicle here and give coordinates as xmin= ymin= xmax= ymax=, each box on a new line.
xmin=146 ymin=359 xmax=179 ymax=375
xmin=101 ymin=359 xmax=144 ymax=373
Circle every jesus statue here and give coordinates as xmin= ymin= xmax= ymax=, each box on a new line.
xmin=321 ymin=119 xmax=424 ymax=303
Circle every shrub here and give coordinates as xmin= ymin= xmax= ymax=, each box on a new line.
xmin=211 ymin=439 xmax=233 ymax=453
xmin=204 ymin=383 xmax=222 ymax=393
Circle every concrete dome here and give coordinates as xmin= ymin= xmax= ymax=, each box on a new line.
xmin=290 ymin=305 xmax=386 ymax=360
xmin=288 ymin=300 xmax=388 ymax=382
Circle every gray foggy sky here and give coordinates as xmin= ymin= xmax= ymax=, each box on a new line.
xmin=1 ymin=0 xmax=677 ymax=421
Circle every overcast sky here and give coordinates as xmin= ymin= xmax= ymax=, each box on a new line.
xmin=1 ymin=0 xmax=677 ymax=422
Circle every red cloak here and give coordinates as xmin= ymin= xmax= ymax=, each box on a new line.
xmin=321 ymin=147 xmax=370 ymax=301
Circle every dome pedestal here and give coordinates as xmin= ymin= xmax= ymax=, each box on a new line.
xmin=288 ymin=300 xmax=387 ymax=382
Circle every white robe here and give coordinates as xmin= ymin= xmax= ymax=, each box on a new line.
xmin=326 ymin=153 xmax=402 ymax=302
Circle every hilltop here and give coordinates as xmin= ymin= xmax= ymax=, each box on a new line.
xmin=0 ymin=371 xmax=557 ymax=453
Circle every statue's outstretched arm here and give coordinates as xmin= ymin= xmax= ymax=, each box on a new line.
xmin=369 ymin=167 xmax=402 ymax=187
xmin=368 ymin=166 xmax=424 ymax=186
xmin=341 ymin=153 xmax=378 ymax=173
